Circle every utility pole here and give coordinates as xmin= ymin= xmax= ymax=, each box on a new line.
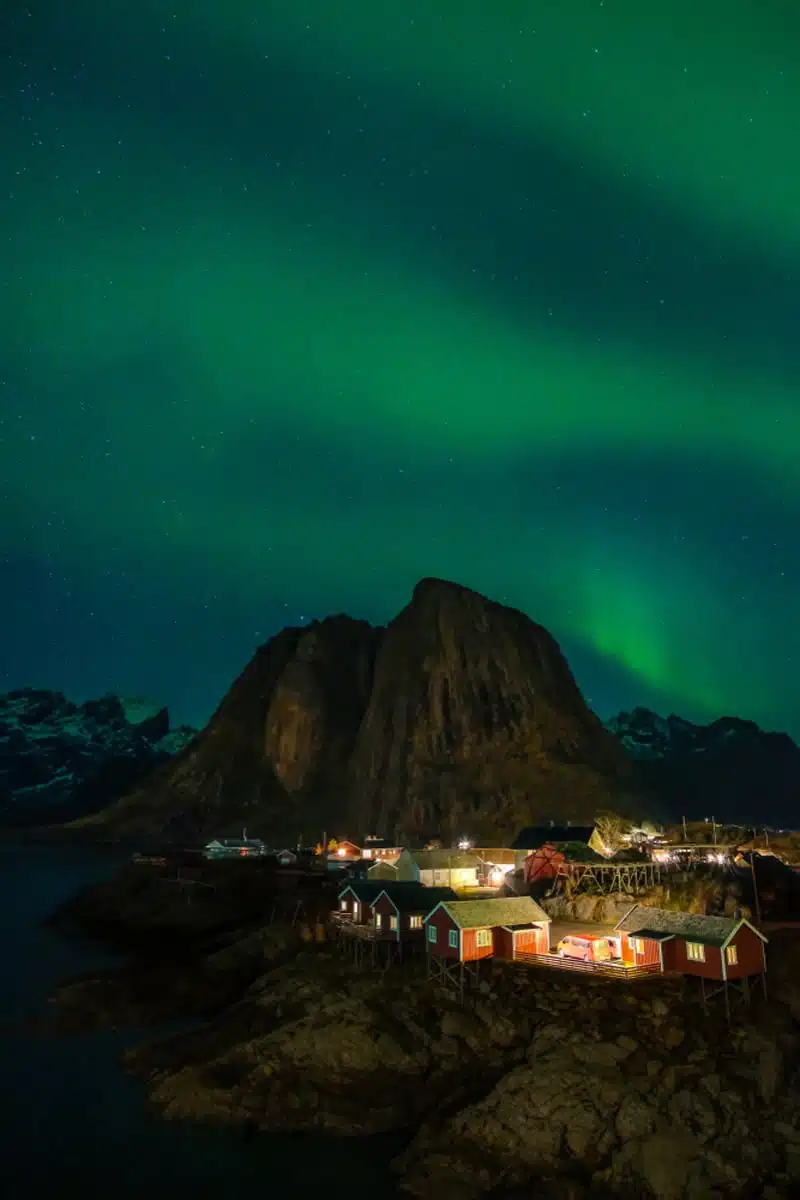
xmin=682 ymin=815 xmax=687 ymax=841
xmin=750 ymin=853 xmax=762 ymax=927
xmin=712 ymin=816 xmax=717 ymax=845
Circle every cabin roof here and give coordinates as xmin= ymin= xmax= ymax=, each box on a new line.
xmin=340 ymin=880 xmax=435 ymax=903
xmin=209 ymin=837 xmax=266 ymax=848
xmin=500 ymin=922 xmax=541 ymax=932
xmin=513 ymin=826 xmax=595 ymax=850
xmin=472 ymin=848 xmax=519 ymax=865
xmin=362 ymin=837 xmax=403 ymax=849
xmin=615 ymin=904 xmax=767 ymax=947
xmin=380 ymin=886 xmax=457 ymax=912
xmin=405 ymin=849 xmax=478 ymax=870
xmin=430 ymin=896 xmax=550 ymax=929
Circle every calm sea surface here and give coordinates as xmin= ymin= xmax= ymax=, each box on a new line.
xmin=0 ymin=843 xmax=400 ymax=1199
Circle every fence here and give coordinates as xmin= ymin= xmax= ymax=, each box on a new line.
xmin=511 ymin=951 xmax=661 ymax=981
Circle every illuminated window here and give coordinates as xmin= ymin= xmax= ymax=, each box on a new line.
xmin=427 ymin=925 xmax=437 ymax=943
xmin=339 ymin=900 xmax=347 ymax=911
xmin=374 ymin=911 xmax=381 ymax=925
xmin=476 ymin=929 xmax=492 ymax=948
xmin=686 ymin=942 xmax=705 ymax=962
xmin=630 ymin=938 xmax=643 ymax=953
xmin=448 ymin=929 xmax=458 ymax=948
xmin=390 ymin=916 xmax=398 ymax=931
xmin=726 ymin=944 xmax=738 ymax=966
xmin=409 ymin=915 xmax=422 ymax=929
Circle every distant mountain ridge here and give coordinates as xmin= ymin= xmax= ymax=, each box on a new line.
xmin=5 ymin=591 xmax=798 ymax=838
xmin=0 ymin=688 xmax=196 ymax=828
xmin=606 ymin=707 xmax=800 ymax=828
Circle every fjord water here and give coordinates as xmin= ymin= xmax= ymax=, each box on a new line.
xmin=0 ymin=843 xmax=397 ymax=1199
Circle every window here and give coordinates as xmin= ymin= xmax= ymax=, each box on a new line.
xmin=476 ymin=929 xmax=492 ymax=948
xmin=409 ymin=915 xmax=422 ymax=929
xmin=726 ymin=944 xmax=738 ymax=966
xmin=427 ymin=925 xmax=437 ymax=943
xmin=390 ymin=916 xmax=398 ymax=931
xmin=630 ymin=938 xmax=643 ymax=954
xmin=374 ymin=911 xmax=381 ymax=925
xmin=686 ymin=942 xmax=705 ymax=962
xmin=448 ymin=929 xmax=458 ymax=949
xmin=339 ymin=899 xmax=347 ymax=911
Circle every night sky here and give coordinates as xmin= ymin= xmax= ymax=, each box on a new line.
xmin=3 ymin=1 xmax=799 ymax=736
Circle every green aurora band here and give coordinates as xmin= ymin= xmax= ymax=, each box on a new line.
xmin=3 ymin=0 xmax=799 ymax=732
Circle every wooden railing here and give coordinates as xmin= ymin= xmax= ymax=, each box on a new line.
xmin=511 ymin=951 xmax=660 ymax=981
xmin=334 ymin=921 xmax=379 ymax=940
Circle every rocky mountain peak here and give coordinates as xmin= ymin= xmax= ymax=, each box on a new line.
xmin=76 ymin=580 xmax=638 ymax=842
xmin=348 ymin=579 xmax=633 ymax=841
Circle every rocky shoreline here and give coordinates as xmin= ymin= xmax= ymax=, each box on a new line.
xmin=38 ymin=870 xmax=800 ymax=1199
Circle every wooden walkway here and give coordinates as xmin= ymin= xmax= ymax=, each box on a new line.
xmin=511 ymin=950 xmax=661 ymax=981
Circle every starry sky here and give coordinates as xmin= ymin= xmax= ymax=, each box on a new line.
xmin=3 ymin=1 xmax=799 ymax=736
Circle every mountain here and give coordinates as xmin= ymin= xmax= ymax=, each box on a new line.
xmin=75 ymin=578 xmax=641 ymax=843
xmin=0 ymin=689 xmax=196 ymax=828
xmin=606 ymin=707 xmax=800 ymax=828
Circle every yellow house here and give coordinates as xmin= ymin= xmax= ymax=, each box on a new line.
xmin=393 ymin=848 xmax=480 ymax=889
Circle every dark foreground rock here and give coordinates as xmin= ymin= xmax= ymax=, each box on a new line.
xmin=41 ymin=922 xmax=306 ymax=1033
xmin=43 ymin=894 xmax=800 ymax=1198
xmin=110 ymin=949 xmax=800 ymax=1196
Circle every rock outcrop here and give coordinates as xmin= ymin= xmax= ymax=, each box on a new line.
xmin=607 ymin=706 xmax=800 ymax=828
xmin=75 ymin=579 xmax=639 ymax=842
xmin=58 ymin=933 xmax=800 ymax=1199
xmin=0 ymin=688 xmax=195 ymax=827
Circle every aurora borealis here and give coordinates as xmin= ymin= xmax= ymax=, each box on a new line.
xmin=3 ymin=2 xmax=799 ymax=734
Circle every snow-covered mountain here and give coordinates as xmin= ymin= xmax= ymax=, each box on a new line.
xmin=0 ymin=688 xmax=196 ymax=828
xmin=606 ymin=707 xmax=800 ymax=827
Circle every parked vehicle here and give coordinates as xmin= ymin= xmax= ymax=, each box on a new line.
xmin=557 ymin=934 xmax=614 ymax=962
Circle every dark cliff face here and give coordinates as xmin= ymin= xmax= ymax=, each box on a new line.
xmin=347 ymin=578 xmax=634 ymax=842
xmin=607 ymin=707 xmax=800 ymax=827
xmin=81 ymin=617 xmax=380 ymax=840
xmin=82 ymin=578 xmax=637 ymax=843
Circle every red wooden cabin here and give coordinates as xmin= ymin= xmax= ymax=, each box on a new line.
xmin=614 ymin=904 xmax=768 ymax=980
xmin=337 ymin=880 xmax=452 ymax=928
xmin=494 ymin=921 xmax=549 ymax=958
xmin=371 ymin=886 xmax=456 ymax=941
xmin=424 ymin=896 xmax=550 ymax=962
xmin=524 ymin=842 xmax=566 ymax=884
xmin=336 ymin=880 xmax=386 ymax=923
